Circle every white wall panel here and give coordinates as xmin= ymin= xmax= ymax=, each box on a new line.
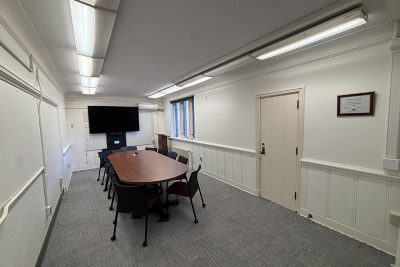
xmin=210 ymin=147 xmax=218 ymax=174
xmin=224 ymin=150 xmax=233 ymax=181
xmin=356 ymin=176 xmax=389 ymax=240
xmin=389 ymin=182 xmax=400 ymax=245
xmin=232 ymin=152 xmax=242 ymax=183
xmin=305 ymin=166 xmax=329 ymax=217
xmin=204 ymin=146 xmax=211 ymax=171
xmin=329 ymin=170 xmax=356 ymax=227
xmin=217 ymin=149 xmax=225 ymax=176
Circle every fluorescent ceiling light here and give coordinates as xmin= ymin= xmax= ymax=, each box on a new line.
xmin=204 ymin=55 xmax=254 ymax=76
xmin=177 ymin=75 xmax=213 ymax=89
xmin=252 ymin=8 xmax=367 ymax=60
xmin=162 ymin=85 xmax=182 ymax=94
xmin=81 ymin=76 xmax=99 ymax=87
xmin=78 ymin=0 xmax=120 ymax=11
xmin=82 ymin=87 xmax=96 ymax=95
xmin=77 ymin=55 xmax=104 ymax=76
xmin=70 ymin=0 xmax=117 ymax=58
xmin=138 ymin=104 xmax=161 ymax=110
xmin=148 ymin=91 xmax=167 ymax=98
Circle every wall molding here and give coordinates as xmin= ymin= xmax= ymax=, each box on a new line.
xmin=0 ymin=167 xmax=45 ymax=225
xmin=301 ymin=158 xmax=400 ymax=182
xmin=202 ymin=169 xmax=259 ymax=196
xmin=169 ymin=137 xmax=256 ymax=154
xmin=299 ymin=207 xmax=396 ymax=256
xmin=0 ymin=65 xmax=57 ymax=107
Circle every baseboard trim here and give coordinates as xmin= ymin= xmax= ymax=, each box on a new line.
xmin=299 ymin=207 xmax=397 ymax=256
xmin=35 ymin=194 xmax=63 ymax=267
xmin=201 ymin=169 xmax=259 ymax=196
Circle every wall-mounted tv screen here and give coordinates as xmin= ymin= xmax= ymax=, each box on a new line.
xmin=88 ymin=106 xmax=140 ymax=133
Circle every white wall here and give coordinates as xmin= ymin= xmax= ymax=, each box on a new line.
xmin=0 ymin=1 xmax=69 ymax=266
xmin=164 ymin=21 xmax=399 ymax=256
xmin=65 ymin=96 xmax=163 ymax=171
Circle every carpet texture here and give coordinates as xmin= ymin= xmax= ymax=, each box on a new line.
xmin=40 ymin=169 xmax=395 ymax=266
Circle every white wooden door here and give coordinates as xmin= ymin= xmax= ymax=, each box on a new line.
xmin=260 ymin=93 xmax=299 ymax=211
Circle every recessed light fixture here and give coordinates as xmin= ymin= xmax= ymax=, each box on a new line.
xmin=82 ymin=87 xmax=96 ymax=95
xmin=252 ymin=8 xmax=367 ymax=60
xmin=77 ymin=55 xmax=104 ymax=77
xmin=177 ymin=75 xmax=213 ymax=89
xmin=81 ymin=76 xmax=99 ymax=88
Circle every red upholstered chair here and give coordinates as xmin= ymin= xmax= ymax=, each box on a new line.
xmin=166 ymin=165 xmax=205 ymax=223
xmin=110 ymin=175 xmax=161 ymax=247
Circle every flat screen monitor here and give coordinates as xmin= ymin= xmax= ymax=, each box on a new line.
xmin=88 ymin=106 xmax=140 ymax=133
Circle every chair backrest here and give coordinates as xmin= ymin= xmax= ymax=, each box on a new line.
xmin=110 ymin=175 xmax=149 ymax=214
xmin=145 ymin=147 xmax=157 ymax=152
xmin=98 ymin=149 xmax=113 ymax=166
xmin=167 ymin=151 xmax=178 ymax=160
xmin=177 ymin=155 xmax=189 ymax=165
xmin=158 ymin=149 xmax=168 ymax=156
xmin=120 ymin=146 xmax=137 ymax=152
xmin=188 ymin=165 xmax=202 ymax=198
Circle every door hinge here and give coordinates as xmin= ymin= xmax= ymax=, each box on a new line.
xmin=294 ymin=192 xmax=297 ymax=200
xmin=296 ymin=147 xmax=298 ymax=155
xmin=296 ymin=100 xmax=299 ymax=109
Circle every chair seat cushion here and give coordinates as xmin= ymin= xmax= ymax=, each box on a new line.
xmin=148 ymin=193 xmax=160 ymax=208
xmin=167 ymin=181 xmax=189 ymax=197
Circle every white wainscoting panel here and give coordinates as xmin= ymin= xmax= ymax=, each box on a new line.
xmin=329 ymin=170 xmax=356 ymax=227
xmin=356 ymin=175 xmax=389 ymax=240
xmin=170 ymin=138 xmax=258 ymax=195
xmin=300 ymin=159 xmax=400 ymax=255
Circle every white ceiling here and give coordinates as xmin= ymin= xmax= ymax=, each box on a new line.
xmin=18 ymin=0 xmax=389 ymax=97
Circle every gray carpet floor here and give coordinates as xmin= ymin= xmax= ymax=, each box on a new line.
xmin=40 ymin=169 xmax=395 ymax=267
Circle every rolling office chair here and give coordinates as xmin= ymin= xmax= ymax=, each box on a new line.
xmin=110 ymin=175 xmax=161 ymax=247
xmin=97 ymin=149 xmax=112 ymax=181
xmin=177 ymin=155 xmax=188 ymax=165
xmin=166 ymin=165 xmax=205 ymax=223
xmin=145 ymin=147 xmax=157 ymax=152
xmin=120 ymin=146 xmax=137 ymax=152
xmin=167 ymin=151 xmax=178 ymax=160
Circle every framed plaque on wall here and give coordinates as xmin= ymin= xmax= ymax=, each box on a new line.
xmin=337 ymin=91 xmax=375 ymax=116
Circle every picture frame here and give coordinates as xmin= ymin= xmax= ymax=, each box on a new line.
xmin=337 ymin=91 xmax=375 ymax=116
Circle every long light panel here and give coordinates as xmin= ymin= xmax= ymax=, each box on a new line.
xmin=146 ymin=7 xmax=367 ymax=99
xmin=252 ymin=8 xmax=367 ymax=60
xmin=82 ymin=87 xmax=96 ymax=95
xmin=70 ymin=1 xmax=96 ymax=57
xmin=77 ymin=55 xmax=104 ymax=76
xmin=81 ymin=76 xmax=99 ymax=87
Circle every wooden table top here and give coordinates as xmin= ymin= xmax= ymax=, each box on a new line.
xmin=108 ymin=150 xmax=188 ymax=184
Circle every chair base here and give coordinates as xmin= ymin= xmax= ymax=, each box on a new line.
xmin=142 ymin=241 xmax=147 ymax=247
xmin=194 ymin=219 xmax=198 ymax=224
xmin=202 ymin=204 xmax=206 ymax=208
xmin=111 ymin=236 xmax=116 ymax=241
xmin=109 ymin=206 xmax=113 ymax=211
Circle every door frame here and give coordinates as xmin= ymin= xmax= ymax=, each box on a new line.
xmin=255 ymin=87 xmax=305 ymax=212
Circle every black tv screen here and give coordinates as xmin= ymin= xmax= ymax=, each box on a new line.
xmin=88 ymin=106 xmax=140 ymax=133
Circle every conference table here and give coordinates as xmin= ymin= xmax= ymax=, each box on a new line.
xmin=108 ymin=150 xmax=189 ymax=184
xmin=108 ymin=150 xmax=189 ymax=220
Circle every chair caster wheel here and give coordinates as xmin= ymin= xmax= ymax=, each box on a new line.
xmin=109 ymin=207 xmax=113 ymax=211
xmin=194 ymin=219 xmax=198 ymax=224
xmin=142 ymin=241 xmax=147 ymax=247
xmin=113 ymin=220 xmax=116 ymax=225
xmin=108 ymin=196 xmax=111 ymax=199
xmin=97 ymin=179 xmax=100 ymax=181
xmin=101 ymin=183 xmax=104 ymax=185
xmin=103 ymin=188 xmax=108 ymax=192
xmin=202 ymin=204 xmax=206 ymax=208
xmin=111 ymin=236 xmax=116 ymax=241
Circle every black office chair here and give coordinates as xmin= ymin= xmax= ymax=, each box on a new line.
xmin=167 ymin=151 xmax=178 ymax=160
xmin=166 ymin=165 xmax=205 ymax=223
xmin=145 ymin=147 xmax=157 ymax=152
xmin=177 ymin=155 xmax=189 ymax=165
xmin=158 ymin=149 xmax=168 ymax=156
xmin=120 ymin=146 xmax=137 ymax=152
xmin=110 ymin=175 xmax=161 ymax=247
xmin=97 ymin=149 xmax=112 ymax=181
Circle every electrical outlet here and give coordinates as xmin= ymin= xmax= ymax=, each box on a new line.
xmin=200 ymin=156 xmax=203 ymax=162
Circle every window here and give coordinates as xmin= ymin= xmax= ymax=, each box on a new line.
xmin=170 ymin=97 xmax=194 ymax=138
